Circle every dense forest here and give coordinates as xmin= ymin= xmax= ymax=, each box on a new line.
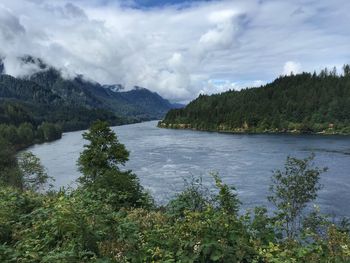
xmin=0 ymin=57 xmax=178 ymax=124
xmin=1 ymin=121 xmax=350 ymax=262
xmin=160 ymin=65 xmax=350 ymax=134
xmin=0 ymin=55 xmax=180 ymax=149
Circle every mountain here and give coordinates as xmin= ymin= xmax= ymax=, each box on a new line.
xmin=0 ymin=56 xmax=179 ymax=131
xmin=118 ymin=86 xmax=176 ymax=119
xmin=27 ymin=67 xmax=176 ymax=120
xmin=170 ymin=102 xmax=186 ymax=109
xmin=160 ymin=67 xmax=350 ymax=134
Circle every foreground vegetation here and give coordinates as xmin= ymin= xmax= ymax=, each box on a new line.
xmin=160 ymin=65 xmax=350 ymax=135
xmin=1 ymin=121 xmax=350 ymax=262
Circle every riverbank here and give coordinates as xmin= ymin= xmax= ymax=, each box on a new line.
xmin=19 ymin=118 xmax=154 ymax=152
xmin=158 ymin=122 xmax=350 ymax=136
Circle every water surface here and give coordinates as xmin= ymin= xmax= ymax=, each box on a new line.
xmin=29 ymin=121 xmax=350 ymax=217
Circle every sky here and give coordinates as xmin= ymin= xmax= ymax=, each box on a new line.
xmin=0 ymin=0 xmax=349 ymax=103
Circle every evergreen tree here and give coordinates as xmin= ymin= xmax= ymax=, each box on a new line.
xmin=344 ymin=64 xmax=350 ymax=77
xmin=78 ymin=121 xmax=129 ymax=185
xmin=78 ymin=121 xmax=150 ymax=209
xmin=161 ymin=67 xmax=350 ymax=134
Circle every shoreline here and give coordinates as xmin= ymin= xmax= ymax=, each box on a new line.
xmin=22 ymin=119 xmax=158 ymax=152
xmin=158 ymin=123 xmax=350 ymax=136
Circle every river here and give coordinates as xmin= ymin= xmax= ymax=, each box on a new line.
xmin=29 ymin=121 xmax=350 ymax=217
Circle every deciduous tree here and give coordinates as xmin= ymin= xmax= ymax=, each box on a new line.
xmin=268 ymin=154 xmax=327 ymax=239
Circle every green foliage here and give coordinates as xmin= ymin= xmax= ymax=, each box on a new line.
xmin=0 ymin=121 xmax=56 ymax=191
xmin=167 ymin=173 xmax=241 ymax=218
xmin=17 ymin=122 xmax=34 ymax=145
xmin=78 ymin=121 xmax=152 ymax=210
xmin=243 ymin=206 xmax=278 ymax=246
xmin=0 ymin=138 xmax=53 ymax=191
xmin=37 ymin=122 xmax=62 ymax=142
xmin=166 ymin=175 xmax=211 ymax=217
xmin=161 ymin=68 xmax=350 ymax=134
xmin=90 ymin=170 xmax=152 ymax=210
xmin=268 ymin=154 xmax=328 ymax=239
xmin=0 ymin=137 xmax=22 ymax=188
xmin=17 ymin=151 xmax=51 ymax=191
xmin=212 ymin=172 xmax=240 ymax=215
xmin=0 ymin=187 xmax=112 ymax=262
xmin=0 ymin=186 xmax=44 ymax=249
xmin=0 ymin=124 xmax=20 ymax=146
xmin=0 ymin=171 xmax=349 ymax=262
xmin=0 ymin=120 xmax=61 ymax=149
xmin=78 ymin=121 xmax=129 ymax=184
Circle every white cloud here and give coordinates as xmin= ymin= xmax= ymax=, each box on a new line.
xmin=0 ymin=0 xmax=349 ymax=102
xmin=0 ymin=6 xmax=25 ymax=39
xmin=3 ymin=56 xmax=44 ymax=77
xmin=199 ymin=21 xmax=236 ymax=51
xmin=168 ymin=53 xmax=184 ymax=72
xmin=198 ymin=78 xmax=266 ymax=97
xmin=209 ymin=9 xmax=238 ymax=24
xmin=283 ymin=61 xmax=302 ymax=76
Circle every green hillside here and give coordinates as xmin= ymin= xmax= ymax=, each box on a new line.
xmin=0 ymin=56 xmax=179 ymax=149
xmin=160 ymin=66 xmax=350 ymax=134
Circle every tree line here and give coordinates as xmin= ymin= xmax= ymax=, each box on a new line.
xmin=160 ymin=65 xmax=350 ymax=134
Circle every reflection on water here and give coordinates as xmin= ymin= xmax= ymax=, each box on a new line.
xmin=29 ymin=121 xmax=350 ymax=217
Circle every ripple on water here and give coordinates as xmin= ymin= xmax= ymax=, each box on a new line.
xmin=29 ymin=121 xmax=350 ymax=216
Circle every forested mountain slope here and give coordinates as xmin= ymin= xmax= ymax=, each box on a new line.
xmin=0 ymin=55 xmax=180 ymax=149
xmin=28 ymin=68 xmax=176 ymax=119
xmin=0 ymin=56 xmax=179 ymax=131
xmin=0 ymin=71 xmax=130 ymax=132
xmin=160 ymin=66 xmax=350 ymax=134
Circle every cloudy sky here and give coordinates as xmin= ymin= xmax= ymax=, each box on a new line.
xmin=0 ymin=0 xmax=349 ymax=102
